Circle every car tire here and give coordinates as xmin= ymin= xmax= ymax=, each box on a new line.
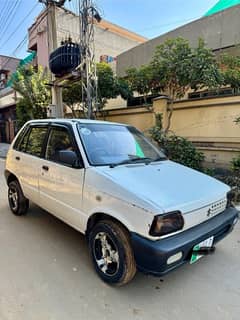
xmin=8 ymin=180 xmax=29 ymax=216
xmin=88 ymin=220 xmax=136 ymax=286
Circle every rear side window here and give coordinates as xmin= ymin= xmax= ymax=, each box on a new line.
xmin=25 ymin=127 xmax=48 ymax=157
xmin=18 ymin=129 xmax=30 ymax=152
xmin=13 ymin=125 xmax=29 ymax=151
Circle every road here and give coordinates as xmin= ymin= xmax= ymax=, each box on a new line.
xmin=0 ymin=159 xmax=240 ymax=320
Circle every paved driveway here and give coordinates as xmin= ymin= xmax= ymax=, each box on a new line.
xmin=0 ymin=143 xmax=9 ymax=158
xmin=0 ymin=159 xmax=239 ymax=320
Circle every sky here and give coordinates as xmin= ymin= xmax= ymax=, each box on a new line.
xmin=0 ymin=0 xmax=218 ymax=60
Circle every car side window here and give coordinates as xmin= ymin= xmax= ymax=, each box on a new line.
xmin=25 ymin=127 xmax=48 ymax=157
xmin=46 ymin=127 xmax=75 ymax=164
xmin=17 ymin=128 xmax=31 ymax=152
xmin=13 ymin=126 xmax=29 ymax=151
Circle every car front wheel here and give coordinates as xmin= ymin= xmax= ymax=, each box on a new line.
xmin=88 ymin=220 xmax=136 ymax=286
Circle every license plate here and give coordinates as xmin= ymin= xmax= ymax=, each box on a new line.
xmin=190 ymin=236 xmax=214 ymax=264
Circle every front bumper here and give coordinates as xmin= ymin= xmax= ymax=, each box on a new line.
xmin=131 ymin=207 xmax=239 ymax=276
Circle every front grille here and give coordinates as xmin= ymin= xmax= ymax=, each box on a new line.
xmin=207 ymin=199 xmax=227 ymax=217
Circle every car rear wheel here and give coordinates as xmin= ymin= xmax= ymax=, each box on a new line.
xmin=88 ymin=220 xmax=136 ymax=286
xmin=8 ymin=180 xmax=29 ymax=216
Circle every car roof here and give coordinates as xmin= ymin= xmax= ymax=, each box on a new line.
xmin=26 ymin=119 xmax=127 ymax=126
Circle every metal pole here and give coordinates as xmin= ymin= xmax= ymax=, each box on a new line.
xmin=79 ymin=0 xmax=100 ymax=119
xmin=48 ymin=2 xmax=64 ymax=118
xmin=40 ymin=0 xmax=66 ymax=118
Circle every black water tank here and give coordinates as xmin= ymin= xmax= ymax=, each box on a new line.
xmin=49 ymin=42 xmax=81 ymax=77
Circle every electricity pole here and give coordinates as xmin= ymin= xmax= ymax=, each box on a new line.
xmin=78 ymin=0 xmax=101 ymax=119
xmin=39 ymin=0 xmax=101 ymax=119
xmin=39 ymin=0 xmax=67 ymax=118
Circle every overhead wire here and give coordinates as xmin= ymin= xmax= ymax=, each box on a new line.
xmin=0 ymin=34 xmax=28 ymax=72
xmin=0 ymin=0 xmax=22 ymax=43
xmin=0 ymin=1 xmax=11 ymax=30
xmin=0 ymin=0 xmax=9 ymax=22
xmin=0 ymin=2 xmax=39 ymax=49
xmin=13 ymin=34 xmax=28 ymax=57
xmin=0 ymin=1 xmax=13 ymax=30
xmin=0 ymin=0 xmax=14 ymax=31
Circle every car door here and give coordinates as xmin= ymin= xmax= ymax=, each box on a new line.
xmin=38 ymin=124 xmax=86 ymax=232
xmin=12 ymin=124 xmax=48 ymax=204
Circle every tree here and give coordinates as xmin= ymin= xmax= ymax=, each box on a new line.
xmin=150 ymin=37 xmax=221 ymax=132
xmin=63 ymin=62 xmax=131 ymax=117
xmin=12 ymin=65 xmax=51 ymax=127
xmin=97 ymin=62 xmax=131 ymax=108
xmin=220 ymin=54 xmax=240 ymax=92
xmin=62 ymin=81 xmax=82 ymax=118
xmin=219 ymin=54 xmax=240 ymax=126
xmin=125 ymin=65 xmax=156 ymax=104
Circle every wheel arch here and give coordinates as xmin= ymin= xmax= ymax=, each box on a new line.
xmin=4 ymin=170 xmax=18 ymax=186
xmin=85 ymin=212 xmax=131 ymax=240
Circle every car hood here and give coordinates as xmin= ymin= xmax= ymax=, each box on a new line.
xmin=95 ymin=160 xmax=230 ymax=214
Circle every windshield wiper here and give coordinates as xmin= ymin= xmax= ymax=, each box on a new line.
xmin=152 ymin=156 xmax=167 ymax=162
xmin=109 ymin=157 xmax=153 ymax=168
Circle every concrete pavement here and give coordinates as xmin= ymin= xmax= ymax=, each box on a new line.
xmin=0 ymin=143 xmax=9 ymax=158
xmin=0 ymin=159 xmax=240 ymax=320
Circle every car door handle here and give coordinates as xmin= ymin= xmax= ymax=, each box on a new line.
xmin=15 ymin=156 xmax=20 ymax=161
xmin=42 ymin=165 xmax=49 ymax=171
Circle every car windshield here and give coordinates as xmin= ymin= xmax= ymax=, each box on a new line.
xmin=77 ymin=123 xmax=166 ymax=166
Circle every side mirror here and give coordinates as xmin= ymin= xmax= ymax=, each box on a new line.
xmin=57 ymin=150 xmax=83 ymax=168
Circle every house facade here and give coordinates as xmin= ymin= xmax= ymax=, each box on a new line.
xmin=0 ymin=55 xmax=20 ymax=143
xmin=28 ymin=6 xmax=146 ymax=72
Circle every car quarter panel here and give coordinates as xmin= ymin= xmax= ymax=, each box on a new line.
xmin=5 ymin=149 xmax=42 ymax=204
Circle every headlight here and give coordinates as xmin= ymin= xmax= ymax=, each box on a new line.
xmin=149 ymin=211 xmax=184 ymax=237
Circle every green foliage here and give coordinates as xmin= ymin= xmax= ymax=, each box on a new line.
xmin=151 ymin=37 xmax=192 ymax=99
xmin=191 ymin=38 xmax=223 ymax=91
xmin=63 ymin=63 xmax=132 ymax=116
xmin=97 ymin=62 xmax=132 ymax=108
xmin=219 ymin=55 xmax=240 ymax=125
xmin=151 ymin=38 xmax=221 ymax=96
xmin=156 ymin=134 xmax=204 ymax=171
xmin=115 ymin=78 xmax=132 ymax=101
xmin=202 ymin=167 xmax=215 ymax=177
xmin=63 ymin=81 xmax=82 ymax=118
xmin=235 ymin=116 xmax=240 ymax=124
xmin=125 ymin=65 xmax=155 ymax=104
xmin=97 ymin=62 xmax=117 ymax=107
xmin=220 ymin=54 xmax=240 ymax=91
xmin=12 ymin=65 xmax=50 ymax=125
xmin=231 ymin=155 xmax=240 ymax=174
xmin=16 ymin=99 xmax=32 ymax=129
xmin=125 ymin=38 xmax=221 ymax=132
xmin=150 ymin=38 xmax=221 ymax=132
xmin=150 ymin=114 xmax=204 ymax=171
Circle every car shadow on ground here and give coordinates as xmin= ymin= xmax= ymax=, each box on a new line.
xmin=1 ymin=199 xmax=239 ymax=320
xmin=12 ymin=203 xmax=231 ymax=289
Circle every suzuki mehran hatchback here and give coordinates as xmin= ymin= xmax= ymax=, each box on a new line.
xmin=5 ymin=119 xmax=239 ymax=285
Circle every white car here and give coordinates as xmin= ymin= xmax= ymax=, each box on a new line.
xmin=5 ymin=119 xmax=239 ymax=286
